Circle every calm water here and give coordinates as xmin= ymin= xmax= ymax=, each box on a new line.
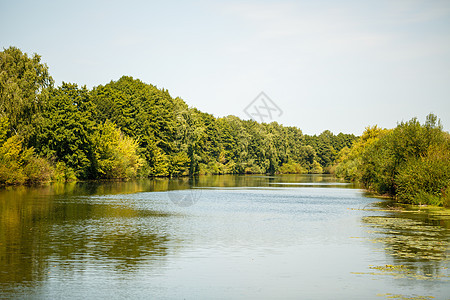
xmin=0 ymin=175 xmax=448 ymax=299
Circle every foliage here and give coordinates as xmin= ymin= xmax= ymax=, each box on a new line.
xmin=335 ymin=126 xmax=388 ymax=181
xmin=33 ymin=83 xmax=144 ymax=181
xmin=0 ymin=46 xmax=53 ymax=141
xmin=278 ymin=162 xmax=307 ymax=174
xmin=91 ymin=120 xmax=144 ymax=179
xmin=53 ymin=161 xmax=77 ymax=182
xmin=90 ymin=76 xmax=176 ymax=176
xmin=395 ymin=145 xmax=450 ymax=206
xmin=310 ymin=161 xmax=323 ymax=174
xmin=0 ymin=135 xmax=52 ymax=185
xmin=34 ymin=83 xmax=97 ymax=179
xmin=303 ymin=130 xmax=357 ymax=170
xmin=0 ymin=47 xmax=370 ymax=185
xmin=0 ymin=115 xmax=8 ymax=145
xmin=168 ymin=152 xmax=190 ymax=176
xmin=336 ymin=114 xmax=450 ymax=206
xmin=0 ymin=135 xmax=26 ymax=184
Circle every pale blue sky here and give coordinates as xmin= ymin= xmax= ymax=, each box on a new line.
xmin=1 ymin=0 xmax=449 ymax=134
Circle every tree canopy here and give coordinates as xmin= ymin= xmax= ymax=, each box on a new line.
xmin=336 ymin=114 xmax=450 ymax=206
xmin=1 ymin=47 xmax=357 ymax=184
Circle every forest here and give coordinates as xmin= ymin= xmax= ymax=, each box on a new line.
xmin=1 ymin=47 xmax=449 ymax=206
xmin=0 ymin=47 xmax=355 ymax=183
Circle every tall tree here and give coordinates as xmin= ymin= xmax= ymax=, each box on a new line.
xmin=0 ymin=47 xmax=53 ymax=141
xmin=35 ymin=83 xmax=97 ymax=179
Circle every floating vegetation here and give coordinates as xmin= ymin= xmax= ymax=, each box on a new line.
xmin=362 ymin=216 xmax=449 ymax=262
xmin=370 ymin=201 xmax=450 ymax=229
xmin=352 ymin=264 xmax=448 ymax=281
xmin=353 ymin=210 xmax=450 ymax=287
xmin=376 ymin=293 xmax=435 ymax=300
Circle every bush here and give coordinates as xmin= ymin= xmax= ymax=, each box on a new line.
xmin=278 ymin=162 xmax=307 ymax=174
xmin=335 ymin=158 xmax=360 ymax=181
xmin=0 ymin=135 xmax=53 ymax=185
xmin=91 ymin=121 xmax=144 ymax=179
xmin=53 ymin=161 xmax=77 ymax=182
xmin=395 ymin=147 xmax=450 ymax=206
xmin=23 ymin=155 xmax=53 ymax=183
xmin=442 ymin=189 xmax=450 ymax=208
xmin=310 ymin=161 xmax=323 ymax=174
xmin=0 ymin=135 xmax=26 ymax=184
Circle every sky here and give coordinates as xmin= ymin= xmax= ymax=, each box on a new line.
xmin=1 ymin=0 xmax=449 ymax=135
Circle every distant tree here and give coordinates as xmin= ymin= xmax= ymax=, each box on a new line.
xmin=1 ymin=47 xmax=368 ymax=183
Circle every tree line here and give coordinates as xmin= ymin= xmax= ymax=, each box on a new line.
xmin=2 ymin=47 xmax=449 ymax=207
xmin=0 ymin=47 xmax=356 ymax=184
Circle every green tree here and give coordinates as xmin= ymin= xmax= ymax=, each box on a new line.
xmin=0 ymin=135 xmax=26 ymax=184
xmin=336 ymin=114 xmax=450 ymax=206
xmin=0 ymin=115 xmax=8 ymax=145
xmin=0 ymin=135 xmax=52 ymax=185
xmin=335 ymin=126 xmax=388 ymax=181
xmin=91 ymin=76 xmax=177 ymax=176
xmin=0 ymin=47 xmax=53 ymax=141
xmin=395 ymin=145 xmax=450 ymax=206
xmin=35 ymin=83 xmax=97 ymax=179
xmin=91 ymin=120 xmax=144 ymax=179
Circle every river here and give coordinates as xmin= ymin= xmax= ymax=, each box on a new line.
xmin=0 ymin=175 xmax=448 ymax=299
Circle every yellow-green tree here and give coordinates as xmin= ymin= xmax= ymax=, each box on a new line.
xmin=91 ymin=120 xmax=144 ymax=179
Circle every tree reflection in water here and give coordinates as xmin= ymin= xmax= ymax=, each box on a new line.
xmin=0 ymin=183 xmax=173 ymax=291
xmin=362 ymin=207 xmax=449 ymax=282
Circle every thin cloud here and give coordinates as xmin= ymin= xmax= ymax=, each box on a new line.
xmin=220 ymin=0 xmax=449 ymax=59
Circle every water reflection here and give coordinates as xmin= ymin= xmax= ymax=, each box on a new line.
xmin=47 ymin=221 xmax=170 ymax=272
xmin=362 ymin=207 xmax=449 ymax=282
xmin=0 ymin=183 xmax=172 ymax=292
xmin=0 ymin=175 xmax=347 ymax=291
xmin=1 ymin=175 xmax=448 ymax=299
xmin=164 ymin=174 xmax=357 ymax=190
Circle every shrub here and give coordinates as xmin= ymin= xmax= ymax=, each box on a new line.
xmin=395 ymin=147 xmax=450 ymax=205
xmin=23 ymin=154 xmax=53 ymax=183
xmin=53 ymin=161 xmax=77 ymax=182
xmin=278 ymin=162 xmax=307 ymax=174
xmin=310 ymin=161 xmax=323 ymax=174
xmin=91 ymin=121 xmax=144 ymax=179
xmin=0 ymin=135 xmax=54 ymax=185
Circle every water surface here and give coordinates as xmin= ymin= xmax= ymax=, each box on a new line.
xmin=0 ymin=175 xmax=448 ymax=299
